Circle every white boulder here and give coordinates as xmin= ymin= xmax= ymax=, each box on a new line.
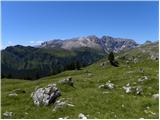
xmin=31 ymin=83 xmax=61 ymax=106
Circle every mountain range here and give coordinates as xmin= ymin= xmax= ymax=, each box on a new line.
xmin=2 ymin=35 xmax=139 ymax=80
xmin=38 ymin=35 xmax=138 ymax=53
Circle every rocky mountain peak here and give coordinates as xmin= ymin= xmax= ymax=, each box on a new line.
xmin=39 ymin=35 xmax=138 ymax=52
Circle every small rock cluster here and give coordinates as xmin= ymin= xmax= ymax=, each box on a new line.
xmin=78 ymin=113 xmax=87 ymax=119
xmin=31 ymin=83 xmax=61 ymax=106
xmin=53 ymin=98 xmax=74 ymax=111
xmin=99 ymin=81 xmax=114 ymax=89
xmin=122 ymin=83 xmax=132 ymax=93
xmin=8 ymin=88 xmax=26 ymax=97
xmin=123 ymin=83 xmax=142 ymax=95
xmin=138 ymin=76 xmax=148 ymax=82
xmin=3 ymin=111 xmax=13 ymax=118
xmin=59 ymin=77 xmax=74 ymax=87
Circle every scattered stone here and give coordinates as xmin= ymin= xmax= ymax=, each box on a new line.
xmin=11 ymin=88 xmax=26 ymax=93
xmin=144 ymin=109 xmax=156 ymax=116
xmin=152 ymin=94 xmax=159 ymax=99
xmin=3 ymin=111 xmax=12 ymax=118
xmin=67 ymin=103 xmax=75 ymax=107
xmin=133 ymin=86 xmax=143 ymax=95
xmin=24 ymin=112 xmax=29 ymax=115
xmin=126 ymin=60 xmax=129 ymax=64
xmin=121 ymin=104 xmax=125 ymax=108
xmin=123 ymin=84 xmax=142 ymax=95
xmin=58 ymin=118 xmax=63 ymax=119
xmin=59 ymin=77 xmax=74 ymax=87
xmin=133 ymin=58 xmax=138 ymax=63
xmin=87 ymin=73 xmax=93 ymax=77
xmin=58 ymin=116 xmax=69 ymax=119
xmin=53 ymin=98 xmax=74 ymax=111
xmin=123 ymin=83 xmax=132 ymax=93
xmin=64 ymin=116 xmax=69 ymax=119
xmin=31 ymin=83 xmax=61 ymax=106
xmin=138 ymin=76 xmax=148 ymax=82
xmin=78 ymin=113 xmax=87 ymax=119
xmin=99 ymin=81 xmax=114 ymax=89
xmin=100 ymin=62 xmax=105 ymax=67
xmin=102 ymin=91 xmax=110 ymax=94
xmin=146 ymin=106 xmax=150 ymax=109
xmin=8 ymin=93 xmax=18 ymax=97
xmin=8 ymin=88 xmax=26 ymax=97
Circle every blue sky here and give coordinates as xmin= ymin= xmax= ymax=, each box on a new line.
xmin=2 ymin=1 xmax=159 ymax=48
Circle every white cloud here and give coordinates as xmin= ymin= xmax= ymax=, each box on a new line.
xmin=29 ymin=40 xmax=44 ymax=45
xmin=36 ymin=40 xmax=43 ymax=44
xmin=29 ymin=41 xmax=35 ymax=44
xmin=7 ymin=41 xmax=13 ymax=45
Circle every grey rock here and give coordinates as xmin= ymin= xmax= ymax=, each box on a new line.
xmin=152 ymin=94 xmax=159 ymax=99
xmin=31 ymin=83 xmax=61 ymax=106
xmin=3 ymin=111 xmax=12 ymax=117
xmin=59 ymin=77 xmax=74 ymax=87
xmin=123 ymin=83 xmax=132 ymax=93
xmin=126 ymin=60 xmax=129 ymax=64
xmin=78 ymin=113 xmax=87 ymax=119
xmin=99 ymin=81 xmax=114 ymax=89
xmin=11 ymin=88 xmax=26 ymax=93
xmin=58 ymin=116 xmax=69 ymax=119
xmin=134 ymin=86 xmax=143 ymax=95
xmin=53 ymin=98 xmax=74 ymax=111
xmin=8 ymin=93 xmax=18 ymax=97
xmin=100 ymin=62 xmax=106 ymax=67
xmin=123 ymin=84 xmax=142 ymax=95
xmin=87 ymin=73 xmax=93 ymax=77
xmin=133 ymin=58 xmax=138 ymax=63
xmin=138 ymin=76 xmax=148 ymax=82
xmin=9 ymin=88 xmax=26 ymax=97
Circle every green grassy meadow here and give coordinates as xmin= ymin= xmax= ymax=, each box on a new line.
xmin=1 ymin=50 xmax=159 ymax=119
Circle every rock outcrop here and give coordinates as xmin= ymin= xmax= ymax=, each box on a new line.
xmin=31 ymin=83 xmax=61 ymax=106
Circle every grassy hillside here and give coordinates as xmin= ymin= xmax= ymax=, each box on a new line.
xmin=1 ymin=45 xmax=104 ymax=80
xmin=1 ymin=43 xmax=159 ymax=119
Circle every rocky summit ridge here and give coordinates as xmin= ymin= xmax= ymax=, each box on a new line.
xmin=39 ymin=35 xmax=138 ymax=52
